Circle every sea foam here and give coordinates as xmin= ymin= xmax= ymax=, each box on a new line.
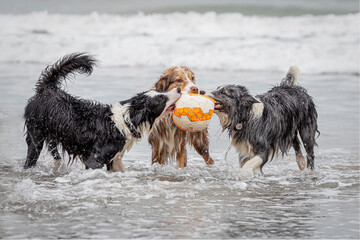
xmin=0 ymin=11 xmax=358 ymax=74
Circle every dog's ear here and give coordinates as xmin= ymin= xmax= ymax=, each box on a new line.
xmin=154 ymin=74 xmax=170 ymax=91
xmin=131 ymin=108 xmax=147 ymax=128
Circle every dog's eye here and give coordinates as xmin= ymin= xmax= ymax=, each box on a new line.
xmin=176 ymin=78 xmax=182 ymax=83
xmin=191 ymin=76 xmax=195 ymax=81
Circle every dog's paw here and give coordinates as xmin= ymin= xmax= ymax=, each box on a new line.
xmin=206 ymin=157 xmax=214 ymax=165
xmin=237 ymin=168 xmax=254 ymax=180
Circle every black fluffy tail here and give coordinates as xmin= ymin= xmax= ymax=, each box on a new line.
xmin=281 ymin=66 xmax=300 ymax=86
xmin=35 ymin=53 xmax=97 ymax=93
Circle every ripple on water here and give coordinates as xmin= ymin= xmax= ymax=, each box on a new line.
xmin=0 ymin=144 xmax=358 ymax=238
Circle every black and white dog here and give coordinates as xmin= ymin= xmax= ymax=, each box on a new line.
xmin=203 ymin=67 xmax=318 ymax=179
xmin=24 ymin=53 xmax=181 ymax=172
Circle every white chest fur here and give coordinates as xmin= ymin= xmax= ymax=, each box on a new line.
xmin=109 ymin=103 xmax=138 ymax=172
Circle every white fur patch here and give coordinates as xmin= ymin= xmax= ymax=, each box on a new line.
xmin=178 ymin=67 xmax=197 ymax=93
xmin=110 ymin=102 xmax=145 ymax=145
xmin=179 ymin=67 xmax=191 ymax=81
xmin=251 ymin=101 xmax=264 ymax=119
xmin=109 ymin=103 xmax=142 ymax=172
xmin=145 ymin=90 xmax=165 ymax=97
xmin=110 ymin=103 xmax=132 ymax=137
xmin=215 ymin=111 xmax=231 ymax=130
xmin=111 ymin=102 xmax=151 ymax=138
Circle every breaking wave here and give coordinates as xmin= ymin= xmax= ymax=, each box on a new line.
xmin=0 ymin=11 xmax=358 ymax=74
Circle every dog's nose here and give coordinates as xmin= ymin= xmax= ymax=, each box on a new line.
xmin=176 ymin=87 xmax=181 ymax=94
xmin=199 ymin=90 xmax=205 ymax=95
xmin=190 ymin=86 xmax=199 ymax=94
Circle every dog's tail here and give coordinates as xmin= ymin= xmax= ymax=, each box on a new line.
xmin=281 ymin=66 xmax=300 ymax=86
xmin=35 ymin=53 xmax=97 ymax=93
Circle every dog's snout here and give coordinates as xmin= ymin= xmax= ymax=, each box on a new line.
xmin=176 ymin=87 xmax=181 ymax=94
xmin=190 ymin=86 xmax=199 ymax=94
xmin=200 ymin=90 xmax=205 ymax=95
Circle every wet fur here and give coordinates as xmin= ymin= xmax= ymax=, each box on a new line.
xmin=24 ymin=53 xmax=179 ymax=171
xmin=208 ymin=67 xmax=318 ymax=174
xmin=148 ymin=66 xmax=214 ymax=168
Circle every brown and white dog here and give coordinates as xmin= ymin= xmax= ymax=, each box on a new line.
xmin=148 ymin=66 xmax=214 ymax=168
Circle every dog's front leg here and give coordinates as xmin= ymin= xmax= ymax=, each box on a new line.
xmin=239 ymin=156 xmax=250 ymax=168
xmin=238 ymin=155 xmax=264 ymax=180
xmin=188 ymin=129 xmax=214 ymax=165
xmin=109 ymin=152 xmax=126 ymax=173
xmin=176 ymin=139 xmax=187 ymax=168
xmin=85 ymin=147 xmax=113 ymax=170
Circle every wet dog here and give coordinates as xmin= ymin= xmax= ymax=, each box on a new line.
xmin=24 ymin=53 xmax=181 ymax=172
xmin=148 ymin=66 xmax=214 ymax=168
xmin=203 ymin=67 xmax=318 ymax=179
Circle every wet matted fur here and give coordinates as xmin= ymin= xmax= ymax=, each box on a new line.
xmin=204 ymin=67 xmax=318 ymax=179
xmin=148 ymin=66 xmax=214 ymax=168
xmin=23 ymin=53 xmax=181 ymax=171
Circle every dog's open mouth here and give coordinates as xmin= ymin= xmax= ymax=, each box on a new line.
xmin=165 ymin=104 xmax=176 ymax=114
xmin=214 ymin=99 xmax=224 ymax=110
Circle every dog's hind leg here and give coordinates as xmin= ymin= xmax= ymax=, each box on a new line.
xmin=24 ymin=130 xmax=44 ymax=169
xmin=299 ymin=127 xmax=316 ymax=170
xmin=293 ymin=134 xmax=306 ymax=170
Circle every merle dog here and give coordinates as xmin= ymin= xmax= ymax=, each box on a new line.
xmin=24 ymin=53 xmax=181 ymax=172
xmin=203 ymin=67 xmax=318 ymax=179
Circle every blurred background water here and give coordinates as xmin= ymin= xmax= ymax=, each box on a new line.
xmin=0 ymin=0 xmax=359 ymax=239
xmin=1 ymin=0 xmax=359 ymax=15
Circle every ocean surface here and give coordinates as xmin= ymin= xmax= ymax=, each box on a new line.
xmin=0 ymin=0 xmax=359 ymax=239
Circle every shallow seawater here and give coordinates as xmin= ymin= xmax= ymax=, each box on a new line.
xmin=0 ymin=63 xmax=359 ymax=238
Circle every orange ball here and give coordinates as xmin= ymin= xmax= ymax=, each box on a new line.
xmin=172 ymin=93 xmax=215 ymax=132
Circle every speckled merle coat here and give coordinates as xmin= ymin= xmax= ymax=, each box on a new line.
xmin=205 ymin=67 xmax=318 ymax=175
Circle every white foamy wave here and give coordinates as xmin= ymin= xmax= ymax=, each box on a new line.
xmin=0 ymin=11 xmax=358 ymax=74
